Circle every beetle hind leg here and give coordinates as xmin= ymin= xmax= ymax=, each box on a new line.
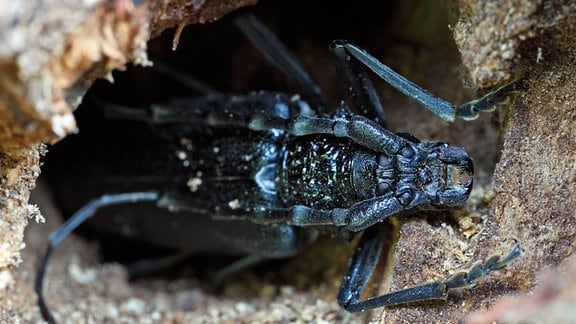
xmin=338 ymin=228 xmax=524 ymax=312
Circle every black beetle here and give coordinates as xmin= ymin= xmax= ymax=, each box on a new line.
xmin=37 ymin=11 xmax=523 ymax=322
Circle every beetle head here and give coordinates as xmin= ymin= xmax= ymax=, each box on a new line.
xmin=417 ymin=141 xmax=473 ymax=210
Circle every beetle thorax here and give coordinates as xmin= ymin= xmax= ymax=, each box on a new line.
xmin=280 ymin=136 xmax=378 ymax=209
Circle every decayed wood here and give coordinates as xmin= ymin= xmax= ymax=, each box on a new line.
xmin=0 ymin=0 xmax=255 ymax=318
xmin=0 ymin=0 xmax=257 ymax=149
xmin=1 ymin=1 xmax=143 ymax=148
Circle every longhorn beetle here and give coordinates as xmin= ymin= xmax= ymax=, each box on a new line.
xmin=37 ymin=12 xmax=523 ymax=322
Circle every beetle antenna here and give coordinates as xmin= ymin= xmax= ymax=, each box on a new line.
xmin=36 ymin=192 xmax=160 ymax=322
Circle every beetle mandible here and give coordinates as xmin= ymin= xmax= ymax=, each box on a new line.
xmin=37 ymin=12 xmax=523 ymax=321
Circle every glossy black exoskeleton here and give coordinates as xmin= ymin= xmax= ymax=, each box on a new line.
xmin=37 ymin=12 xmax=523 ymax=322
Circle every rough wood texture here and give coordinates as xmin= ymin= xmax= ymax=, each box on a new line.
xmin=453 ymin=0 xmax=574 ymax=88
xmin=0 ymin=145 xmax=42 ymax=285
xmin=0 ymin=0 xmax=256 ymax=321
xmin=0 ymin=0 xmax=256 ymax=149
xmin=0 ymin=0 xmax=145 ymax=148
xmin=380 ymin=1 xmax=576 ymax=322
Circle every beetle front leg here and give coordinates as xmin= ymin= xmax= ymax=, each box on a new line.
xmin=335 ymin=40 xmax=456 ymax=122
xmin=338 ymin=222 xmax=387 ymax=312
xmin=455 ymin=80 xmax=524 ymax=120
xmin=258 ymin=114 xmax=410 ymax=156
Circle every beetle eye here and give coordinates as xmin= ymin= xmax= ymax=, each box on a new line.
xmin=397 ymin=190 xmax=413 ymax=206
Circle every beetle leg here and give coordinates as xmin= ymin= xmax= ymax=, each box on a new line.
xmin=334 ymin=40 xmax=456 ymax=122
xmin=142 ymin=93 xmax=410 ymax=158
xmin=443 ymin=242 xmax=524 ymax=289
xmin=128 ymin=252 xmax=269 ymax=285
xmin=454 ymin=80 xmax=524 ymax=120
xmin=339 ymin=241 xmax=523 ymax=312
xmin=126 ymin=250 xmax=197 ymax=278
xmin=101 ymin=91 xmax=315 ymax=127
xmin=234 ymin=12 xmax=328 ymax=112
xmin=330 ymin=41 xmax=387 ymax=127
xmin=212 ymin=254 xmax=268 ymax=285
xmin=156 ymin=93 xmax=316 ymax=127
xmin=337 ymin=222 xmax=387 ymax=312
xmin=279 ymin=115 xmax=408 ymax=155
xmin=268 ymin=194 xmax=403 ymax=233
xmin=334 ymin=40 xmax=520 ymax=122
